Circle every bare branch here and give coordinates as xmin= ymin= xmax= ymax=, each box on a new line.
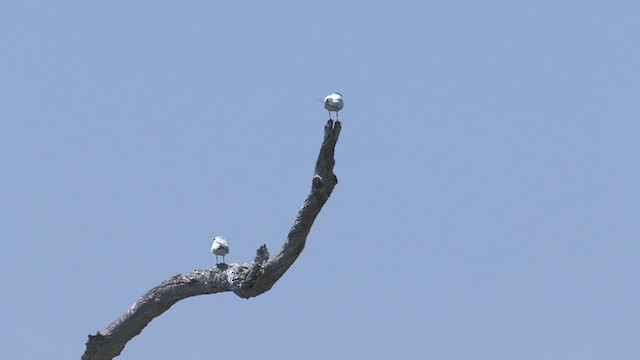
xmin=82 ymin=120 xmax=341 ymax=360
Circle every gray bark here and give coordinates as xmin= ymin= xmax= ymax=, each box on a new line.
xmin=82 ymin=120 xmax=341 ymax=360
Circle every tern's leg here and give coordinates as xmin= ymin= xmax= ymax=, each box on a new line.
xmin=215 ymin=255 xmax=219 ymax=265
xmin=222 ymin=255 xmax=225 ymax=264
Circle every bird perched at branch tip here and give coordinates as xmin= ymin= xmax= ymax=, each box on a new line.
xmin=324 ymin=92 xmax=344 ymax=120
xmin=211 ymin=236 xmax=229 ymax=264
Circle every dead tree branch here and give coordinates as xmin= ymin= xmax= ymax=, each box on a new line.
xmin=82 ymin=119 xmax=341 ymax=360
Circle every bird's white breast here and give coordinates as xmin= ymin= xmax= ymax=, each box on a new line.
xmin=324 ymin=93 xmax=344 ymax=111
xmin=211 ymin=236 xmax=229 ymax=255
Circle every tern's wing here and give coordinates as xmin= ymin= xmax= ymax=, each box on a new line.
xmin=326 ymin=98 xmax=343 ymax=110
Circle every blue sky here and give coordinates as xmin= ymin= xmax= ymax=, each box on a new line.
xmin=2 ymin=2 xmax=639 ymax=359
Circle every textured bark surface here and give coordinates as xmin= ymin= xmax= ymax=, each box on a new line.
xmin=82 ymin=120 xmax=341 ymax=360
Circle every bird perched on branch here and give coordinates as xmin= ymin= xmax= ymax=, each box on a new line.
xmin=324 ymin=92 xmax=344 ymax=120
xmin=211 ymin=236 xmax=229 ymax=264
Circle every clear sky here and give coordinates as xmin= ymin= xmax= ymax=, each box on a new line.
xmin=2 ymin=2 xmax=639 ymax=359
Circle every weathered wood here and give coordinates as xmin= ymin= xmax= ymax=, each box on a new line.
xmin=82 ymin=120 xmax=341 ymax=360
